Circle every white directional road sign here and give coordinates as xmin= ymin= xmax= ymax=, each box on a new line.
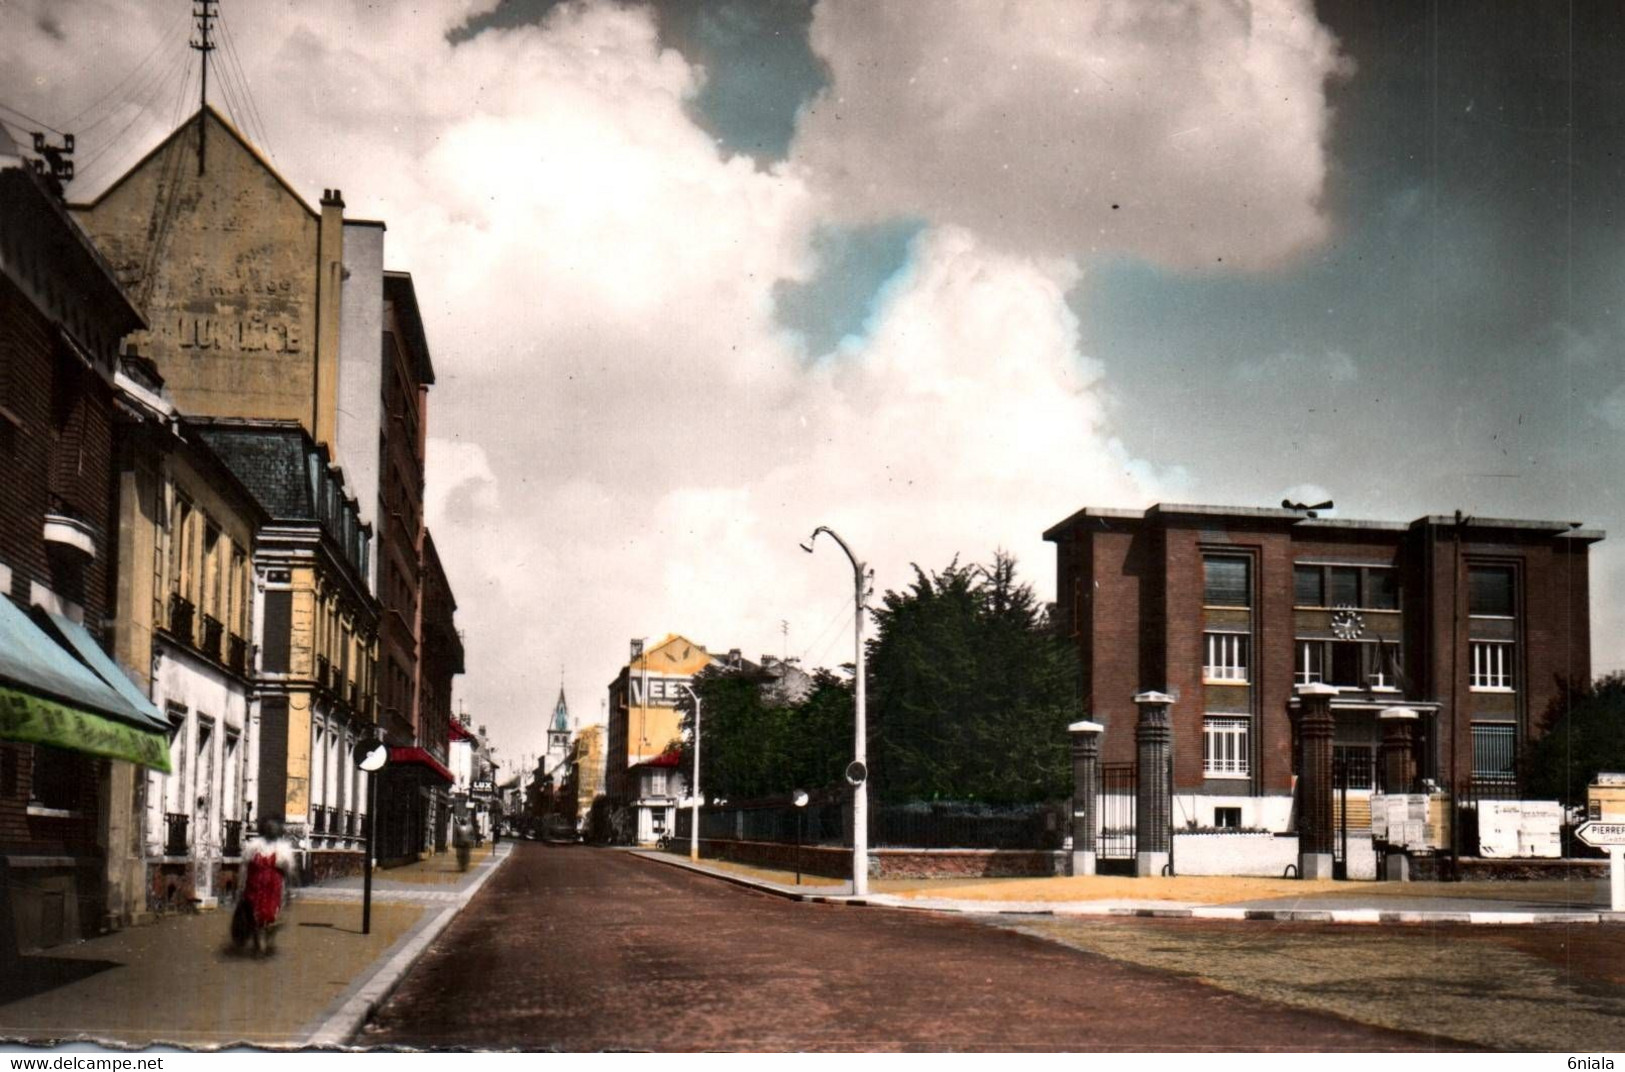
xmin=1575 ymin=822 xmax=1625 ymax=912
xmin=1574 ymin=821 xmax=1625 ymax=847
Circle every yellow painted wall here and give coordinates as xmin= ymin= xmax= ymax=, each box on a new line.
xmin=72 ymin=110 xmax=341 ymax=452
xmin=285 ymin=689 xmax=312 ymax=819
xmin=624 ymin=635 xmax=714 ymax=768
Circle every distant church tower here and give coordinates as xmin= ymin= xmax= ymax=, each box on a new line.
xmin=546 ymin=687 xmax=572 ymax=771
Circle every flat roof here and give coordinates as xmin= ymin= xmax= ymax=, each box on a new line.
xmin=1044 ymin=503 xmax=1605 ymax=543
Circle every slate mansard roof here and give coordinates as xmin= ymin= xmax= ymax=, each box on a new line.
xmin=190 ymin=418 xmax=373 ymax=585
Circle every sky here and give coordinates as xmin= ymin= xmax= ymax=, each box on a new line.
xmin=2 ymin=0 xmax=1622 ymax=770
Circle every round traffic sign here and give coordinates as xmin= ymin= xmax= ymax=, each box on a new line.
xmin=354 ymin=736 xmax=388 ymax=772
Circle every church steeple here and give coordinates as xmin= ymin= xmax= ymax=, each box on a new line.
xmin=546 ymin=685 xmax=571 ymax=769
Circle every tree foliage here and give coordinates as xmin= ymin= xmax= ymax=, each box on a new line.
xmin=678 ymin=667 xmax=853 ymax=801
xmin=678 ymin=552 xmax=1079 ymax=806
xmin=1525 ymin=673 xmax=1625 ymax=805
xmin=867 ymin=552 xmax=1079 ymax=805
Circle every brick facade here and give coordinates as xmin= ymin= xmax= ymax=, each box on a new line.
xmin=1 ymin=144 xmax=145 ymax=948
xmin=1046 ymin=505 xmax=1601 ymax=827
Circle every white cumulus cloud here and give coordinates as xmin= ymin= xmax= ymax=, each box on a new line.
xmin=792 ymin=0 xmax=1351 ymax=270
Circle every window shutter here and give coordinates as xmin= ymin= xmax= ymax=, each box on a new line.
xmin=1202 ymin=556 xmax=1250 ymax=607
xmin=1469 ymin=567 xmax=1515 ymax=616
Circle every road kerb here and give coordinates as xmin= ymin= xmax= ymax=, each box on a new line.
xmin=303 ymin=844 xmax=514 ymax=1048
xmin=630 ymin=850 xmax=1619 ymax=927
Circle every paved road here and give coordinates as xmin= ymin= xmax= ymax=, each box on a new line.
xmin=362 ymin=844 xmax=1461 ymax=1051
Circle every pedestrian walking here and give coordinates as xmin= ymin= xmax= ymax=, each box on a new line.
xmin=453 ymin=818 xmax=473 ymax=872
xmin=238 ymin=818 xmax=295 ymax=957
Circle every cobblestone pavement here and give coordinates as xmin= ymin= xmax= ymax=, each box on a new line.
xmin=998 ymin=914 xmax=1625 ymax=1052
xmin=360 ymin=843 xmax=1468 ymax=1052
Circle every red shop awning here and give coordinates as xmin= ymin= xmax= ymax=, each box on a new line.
xmin=388 ymin=746 xmax=454 ymax=784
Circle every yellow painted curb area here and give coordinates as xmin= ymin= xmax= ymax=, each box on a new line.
xmin=0 ymin=899 xmax=425 ymax=1047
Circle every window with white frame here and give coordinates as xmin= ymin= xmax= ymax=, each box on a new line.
xmin=1470 ymin=641 xmax=1514 ymax=690
xmin=644 ymin=769 xmax=669 ymax=798
xmin=1203 ymin=717 xmax=1250 ymax=776
xmin=1295 ymin=640 xmax=1324 ymax=685
xmin=1204 ymin=632 xmax=1249 ymax=683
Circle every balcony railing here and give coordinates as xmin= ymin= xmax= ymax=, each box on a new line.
xmin=201 ymin=615 xmax=224 ymax=661
xmin=344 ymin=811 xmax=356 ymax=837
xmin=227 ymin=634 xmax=248 ymax=675
xmin=167 ymin=594 xmax=195 ymax=644
xmin=223 ymin=818 xmax=243 ymax=857
xmin=316 ymin=654 xmax=330 ymax=690
xmin=164 ymin=812 xmax=189 ymax=856
xmin=313 ymin=807 xmax=328 ymax=835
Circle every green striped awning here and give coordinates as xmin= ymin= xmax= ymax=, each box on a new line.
xmin=0 ymin=686 xmax=170 ymax=770
xmin=0 ymin=595 xmax=170 ymax=772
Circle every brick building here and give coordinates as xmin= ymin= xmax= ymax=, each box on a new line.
xmin=418 ymin=531 xmax=463 ymax=854
xmin=1045 ymin=504 xmax=1600 ymax=832
xmin=1 ymin=129 xmax=166 ymax=951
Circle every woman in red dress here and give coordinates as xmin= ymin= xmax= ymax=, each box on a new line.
xmin=240 ymin=818 xmax=294 ymax=957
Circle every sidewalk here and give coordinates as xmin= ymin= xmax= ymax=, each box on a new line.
xmin=0 ymin=843 xmax=512 ymax=1049
xmin=633 ymin=850 xmax=1625 ymax=925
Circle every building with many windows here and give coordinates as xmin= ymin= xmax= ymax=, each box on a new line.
xmin=1 ymin=129 xmax=166 ymax=951
xmin=1045 ymin=504 xmax=1600 ymax=831
xmin=110 ymin=368 xmax=267 ymax=914
xmin=193 ymin=419 xmax=379 ymax=878
xmin=605 ymin=635 xmax=718 ymax=809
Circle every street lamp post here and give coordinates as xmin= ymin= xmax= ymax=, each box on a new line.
xmin=802 ymin=526 xmax=870 ymax=897
xmin=677 ymin=682 xmax=702 ymax=862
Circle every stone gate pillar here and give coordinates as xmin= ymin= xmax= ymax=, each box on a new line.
xmin=1068 ymin=720 xmax=1104 ymax=876
xmin=1378 ymin=706 xmax=1419 ymax=881
xmin=1294 ymin=683 xmax=1338 ymax=879
xmin=1379 ymin=707 xmax=1419 ymax=794
xmin=1134 ymin=691 xmax=1174 ymax=877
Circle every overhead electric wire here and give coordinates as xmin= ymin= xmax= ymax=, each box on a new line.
xmin=211 ymin=42 xmax=248 ymax=131
xmin=218 ymin=10 xmax=274 ymax=161
xmin=0 ymin=100 xmax=63 ymax=137
xmin=74 ymin=49 xmax=191 ymax=189
xmin=76 ymin=39 xmax=189 ymax=142
xmin=61 ymin=2 xmax=191 ymax=131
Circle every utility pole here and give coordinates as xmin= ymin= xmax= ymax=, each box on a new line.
xmin=802 ymin=527 xmax=871 ymax=896
xmin=190 ymin=0 xmax=216 ymax=176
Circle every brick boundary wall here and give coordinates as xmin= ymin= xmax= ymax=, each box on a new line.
xmin=1408 ymin=856 xmax=1611 ymax=882
xmin=674 ymin=838 xmax=1067 ymax=880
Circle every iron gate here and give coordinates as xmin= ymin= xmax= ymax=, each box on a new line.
xmin=1098 ymin=763 xmax=1137 ymax=859
xmin=1332 ymin=748 xmax=1374 ymax=879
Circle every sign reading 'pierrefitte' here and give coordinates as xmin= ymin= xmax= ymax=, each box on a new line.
xmin=1575 ymin=821 xmax=1625 ymax=848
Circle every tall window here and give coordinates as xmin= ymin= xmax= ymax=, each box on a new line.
xmin=1294 ymin=564 xmax=1398 ymax=609
xmin=1470 ymin=640 xmax=1514 ymax=690
xmin=1469 ymin=566 xmax=1516 ymax=617
xmin=1202 ymin=555 xmax=1250 ymax=607
xmin=645 ymin=770 xmax=668 ymax=798
xmin=1472 ymin=723 xmax=1517 ymax=782
xmin=1203 ymin=717 xmax=1250 ymax=776
xmin=1295 ymin=640 xmax=1324 ymax=685
xmin=1204 ymin=632 xmax=1249 ymax=683
xmin=1296 ymin=640 xmax=1403 ymax=690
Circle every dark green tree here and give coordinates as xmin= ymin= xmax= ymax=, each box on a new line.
xmin=1525 ymin=673 xmax=1625 ymax=806
xmin=678 ymin=665 xmax=855 ymax=801
xmin=867 ymin=552 xmax=1079 ymax=805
